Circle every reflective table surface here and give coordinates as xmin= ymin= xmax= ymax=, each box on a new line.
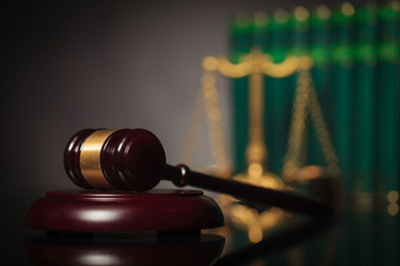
xmin=17 ymin=209 xmax=399 ymax=266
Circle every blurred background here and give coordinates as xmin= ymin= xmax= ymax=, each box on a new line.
xmin=1 ymin=0 xmax=398 ymax=264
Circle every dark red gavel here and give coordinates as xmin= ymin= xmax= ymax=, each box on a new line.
xmin=64 ymin=128 xmax=334 ymax=217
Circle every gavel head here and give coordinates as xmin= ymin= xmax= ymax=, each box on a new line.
xmin=64 ymin=128 xmax=166 ymax=191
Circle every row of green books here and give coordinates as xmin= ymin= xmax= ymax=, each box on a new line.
xmin=227 ymin=3 xmax=399 ymax=264
xmin=229 ymin=1 xmax=399 ymax=200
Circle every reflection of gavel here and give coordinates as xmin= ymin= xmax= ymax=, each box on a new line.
xmin=64 ymin=128 xmax=334 ymax=217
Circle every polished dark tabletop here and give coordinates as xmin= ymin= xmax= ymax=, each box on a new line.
xmin=5 ymin=202 xmax=399 ymax=266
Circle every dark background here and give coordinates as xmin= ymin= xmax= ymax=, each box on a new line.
xmin=2 ymin=0 xmax=353 ymax=263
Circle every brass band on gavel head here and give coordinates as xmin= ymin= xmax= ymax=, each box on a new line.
xmin=79 ymin=129 xmax=120 ymax=189
xmin=64 ymin=128 xmax=167 ymax=191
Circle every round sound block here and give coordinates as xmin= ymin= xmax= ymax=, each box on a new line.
xmin=26 ymin=190 xmax=224 ymax=233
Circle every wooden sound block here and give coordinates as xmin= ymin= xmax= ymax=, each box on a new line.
xmin=26 ymin=190 xmax=224 ymax=233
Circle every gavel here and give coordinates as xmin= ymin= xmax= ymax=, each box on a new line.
xmin=64 ymin=128 xmax=334 ymax=217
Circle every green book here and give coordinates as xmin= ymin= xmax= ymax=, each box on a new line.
xmin=265 ymin=11 xmax=292 ymax=263
xmin=253 ymin=11 xmax=275 ymax=175
xmin=289 ymin=6 xmax=310 ymax=56
xmin=253 ymin=11 xmax=269 ymax=52
xmin=376 ymin=2 xmax=400 ymax=265
xmin=354 ymin=2 xmax=378 ymax=197
xmin=229 ymin=14 xmax=253 ymax=174
xmin=332 ymin=3 xmax=356 ymax=193
xmin=266 ymin=8 xmax=291 ymax=175
xmin=308 ymin=5 xmax=332 ymax=168
xmin=331 ymin=3 xmax=356 ymax=265
xmin=377 ymin=1 xmax=400 ymax=208
xmin=226 ymin=3 xmax=399 ymax=265
xmin=288 ymin=6 xmax=310 ymax=168
xmin=354 ymin=4 xmax=379 ymax=266
xmin=307 ymin=7 xmax=332 ymax=265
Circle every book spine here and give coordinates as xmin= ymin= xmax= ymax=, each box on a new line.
xmin=253 ymin=11 xmax=274 ymax=175
xmin=354 ymin=4 xmax=379 ymax=266
xmin=354 ymin=2 xmax=378 ymax=200
xmin=308 ymin=5 xmax=332 ymax=168
xmin=377 ymin=1 xmax=400 ymax=212
xmin=267 ymin=8 xmax=291 ymax=175
xmin=306 ymin=6 xmax=332 ymax=265
xmin=229 ymin=14 xmax=253 ymax=174
xmin=289 ymin=6 xmax=311 ymax=171
xmin=331 ymin=3 xmax=356 ymax=266
xmin=377 ymin=2 xmax=400 ymax=265
xmin=253 ymin=11 xmax=269 ymax=51
xmin=332 ymin=3 xmax=356 ymax=193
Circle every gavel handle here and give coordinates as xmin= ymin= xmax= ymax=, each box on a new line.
xmin=164 ymin=164 xmax=334 ymax=217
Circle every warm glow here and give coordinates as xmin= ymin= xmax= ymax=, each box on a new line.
xmin=294 ymin=6 xmax=309 ymax=21
xmin=305 ymin=165 xmax=322 ymax=179
xmin=317 ymin=5 xmax=331 ymax=20
xmin=388 ymin=203 xmax=399 ymax=216
xmin=202 ymin=56 xmax=218 ymax=71
xmin=388 ymin=191 xmax=399 ymax=203
xmin=260 ymin=208 xmax=283 ymax=228
xmin=249 ymin=225 xmax=263 ymax=243
xmin=342 ymin=3 xmax=355 ymax=16
xmin=260 ymin=176 xmax=283 ymax=189
xmin=248 ymin=163 xmax=263 ymax=177
xmin=391 ymin=0 xmax=400 ymax=11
